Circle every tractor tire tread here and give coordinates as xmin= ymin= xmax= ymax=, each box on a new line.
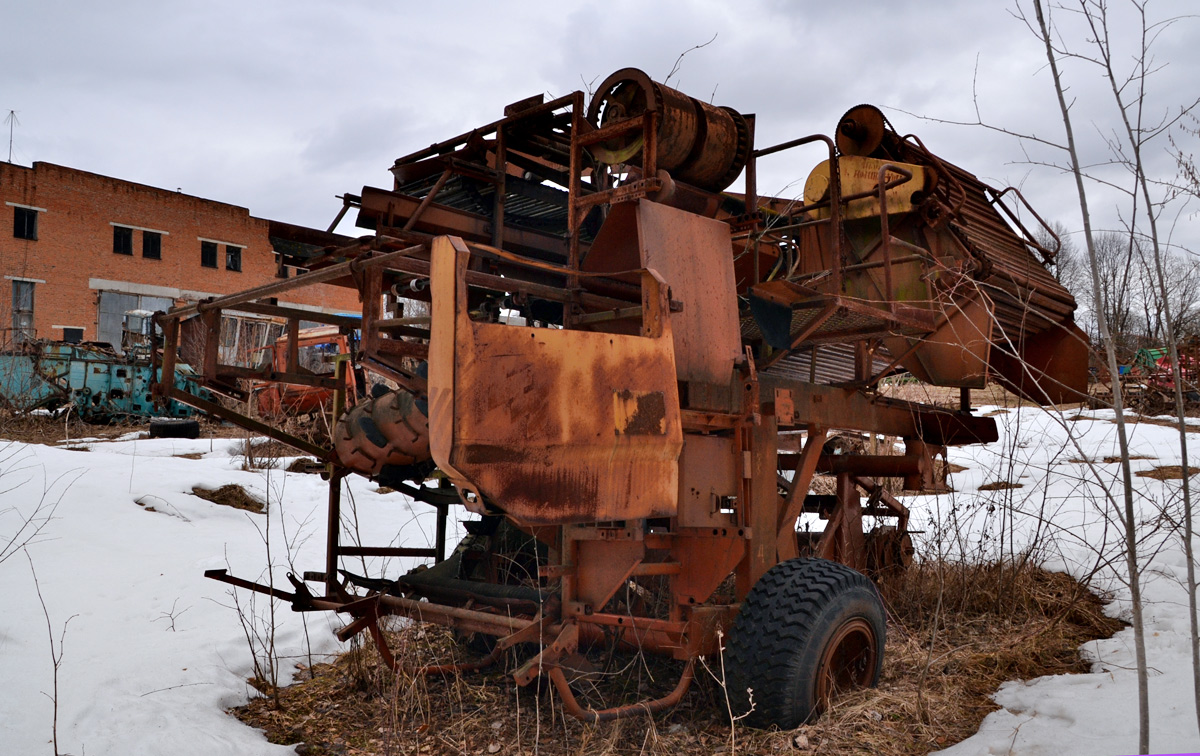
xmin=724 ymin=558 xmax=884 ymax=729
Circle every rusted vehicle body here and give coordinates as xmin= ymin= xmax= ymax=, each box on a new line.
xmin=153 ymin=69 xmax=1086 ymax=727
xmin=250 ymin=326 xmax=357 ymax=417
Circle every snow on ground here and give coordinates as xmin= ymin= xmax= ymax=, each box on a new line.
xmin=928 ymin=407 xmax=1200 ymax=756
xmin=0 ymin=433 xmax=463 ymax=755
xmin=2 ymin=407 xmax=1200 ymax=755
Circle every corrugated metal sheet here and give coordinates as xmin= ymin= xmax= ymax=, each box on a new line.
xmin=763 ymin=343 xmax=894 ymax=385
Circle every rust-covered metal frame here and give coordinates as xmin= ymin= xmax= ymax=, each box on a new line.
xmin=159 ymin=227 xmax=997 ymax=717
xmin=148 ymin=68 xmax=1092 ymax=723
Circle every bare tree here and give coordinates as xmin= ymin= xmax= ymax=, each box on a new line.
xmin=1137 ymin=247 xmax=1200 ymax=342
xmin=1094 ymin=232 xmax=1147 ymax=353
xmin=1043 ymin=223 xmax=1200 ymax=348
xmin=1040 ymin=221 xmax=1087 ymax=293
xmin=1026 ymin=1 xmax=1152 ymax=750
xmin=0 ymin=449 xmax=80 ymax=567
xmin=1069 ymin=0 xmax=1200 ymax=739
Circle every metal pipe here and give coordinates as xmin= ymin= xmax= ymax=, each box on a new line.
xmin=377 ymin=593 xmax=529 ymax=634
xmin=402 ymin=169 xmax=453 ymax=234
xmin=168 ymin=242 xmax=424 ymax=319
xmin=548 ymin=659 xmax=695 ymax=723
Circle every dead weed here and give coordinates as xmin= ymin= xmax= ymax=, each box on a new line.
xmin=977 ymin=481 xmax=1024 ymax=491
xmin=233 ymin=561 xmax=1121 ymax=756
xmin=287 ymin=457 xmax=324 ymax=474
xmin=1136 ymin=464 xmax=1200 ymax=481
xmin=192 ymin=484 xmax=265 ymax=513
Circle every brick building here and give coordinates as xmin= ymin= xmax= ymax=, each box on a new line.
xmin=0 ymin=161 xmax=359 ymax=358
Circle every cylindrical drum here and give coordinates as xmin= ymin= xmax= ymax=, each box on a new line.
xmin=587 ymin=67 xmax=749 ymax=193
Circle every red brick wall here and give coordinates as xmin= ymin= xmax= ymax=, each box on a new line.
xmin=0 ymin=161 xmax=361 ymax=344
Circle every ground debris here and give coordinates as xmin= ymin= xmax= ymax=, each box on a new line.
xmin=192 ymin=484 xmax=264 ymax=513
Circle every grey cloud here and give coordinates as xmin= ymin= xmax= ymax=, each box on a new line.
xmin=1 ymin=0 xmax=1196 ymax=251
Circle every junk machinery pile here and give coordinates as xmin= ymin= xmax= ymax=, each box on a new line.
xmin=152 ymin=68 xmax=1088 ymax=727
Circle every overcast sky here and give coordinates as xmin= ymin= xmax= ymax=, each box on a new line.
xmin=4 ymin=0 xmax=1197 ymax=254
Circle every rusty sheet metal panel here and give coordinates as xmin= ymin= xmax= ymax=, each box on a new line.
xmin=990 ymin=320 xmax=1090 ymax=404
xmin=428 ymin=235 xmax=683 ymax=525
xmin=178 ymin=315 xmax=209 ymax=374
xmin=583 ymin=200 xmax=742 ymax=396
xmin=676 ymin=434 xmax=738 ymax=529
xmin=884 ymin=291 xmax=994 ymax=388
xmin=636 ymin=201 xmax=743 ymax=391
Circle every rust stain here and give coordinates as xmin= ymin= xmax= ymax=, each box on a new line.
xmin=614 ymin=389 xmax=667 ymax=436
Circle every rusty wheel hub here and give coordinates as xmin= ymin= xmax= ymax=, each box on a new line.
xmin=815 ymin=617 xmax=879 ymax=709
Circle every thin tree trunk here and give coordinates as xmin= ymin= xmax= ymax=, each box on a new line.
xmin=1082 ymin=0 xmax=1200 ymax=733
xmin=1032 ymin=1 xmax=1151 ymax=752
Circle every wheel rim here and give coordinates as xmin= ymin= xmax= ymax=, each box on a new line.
xmin=815 ymin=618 xmax=878 ymax=710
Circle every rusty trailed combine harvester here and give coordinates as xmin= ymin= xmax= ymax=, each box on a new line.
xmin=153 ymin=69 xmax=1087 ymax=727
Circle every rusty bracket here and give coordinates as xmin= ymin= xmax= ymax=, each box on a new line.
xmin=513 ymin=622 xmax=579 ymax=686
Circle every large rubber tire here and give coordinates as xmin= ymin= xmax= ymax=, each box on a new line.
xmin=725 ymin=558 xmax=885 ymax=729
xmin=148 ymin=418 xmax=200 ymax=439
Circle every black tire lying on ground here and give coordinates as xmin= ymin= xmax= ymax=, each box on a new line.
xmin=725 ymin=558 xmax=885 ymax=729
xmin=148 ymin=418 xmax=201 ymax=439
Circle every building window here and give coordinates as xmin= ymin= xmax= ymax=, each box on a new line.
xmin=13 ymin=206 xmax=38 ymax=240
xmin=143 ymin=231 xmax=162 ymax=259
xmin=113 ymin=225 xmax=133 ymax=255
xmin=226 ymin=245 xmax=242 ymax=272
xmin=97 ymin=291 xmax=173 ymax=352
xmin=201 ymin=240 xmax=218 ymax=268
xmin=12 ymin=280 xmax=34 ymax=342
xmin=62 ymin=327 xmax=83 ymax=344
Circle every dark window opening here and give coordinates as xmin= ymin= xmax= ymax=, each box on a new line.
xmin=62 ymin=327 xmax=83 ymax=344
xmin=201 ymin=240 xmax=218 ymax=268
xmin=113 ymin=226 xmax=133 ymax=255
xmin=11 ymin=280 xmax=34 ymax=342
xmin=142 ymin=231 xmax=162 ymax=259
xmin=226 ymin=245 xmax=242 ymax=272
xmin=13 ymin=207 xmax=37 ymax=240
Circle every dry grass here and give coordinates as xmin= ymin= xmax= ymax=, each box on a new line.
xmin=1136 ymin=464 xmax=1200 ymax=481
xmin=977 ymin=481 xmax=1024 ymax=491
xmin=1121 ymin=415 xmax=1200 ymax=431
xmin=233 ymin=561 xmax=1121 ymax=756
xmin=192 ymin=484 xmax=265 ymax=513
xmin=239 ymin=438 xmax=296 ymax=470
xmin=1105 ymin=455 xmax=1154 ymax=463
xmin=0 ymin=409 xmax=144 ymax=444
xmin=878 ymin=383 xmax=1015 ymax=409
xmin=287 ymin=457 xmax=324 ymax=474
xmin=0 ymin=409 xmax=244 ymax=445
